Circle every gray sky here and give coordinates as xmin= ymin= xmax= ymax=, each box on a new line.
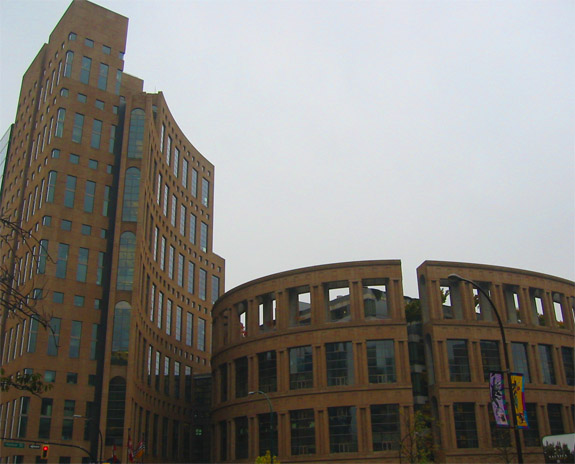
xmin=1 ymin=0 xmax=574 ymax=297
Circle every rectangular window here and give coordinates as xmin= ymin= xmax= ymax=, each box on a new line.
xmin=201 ymin=178 xmax=209 ymax=207
xmin=370 ymin=404 xmax=400 ymax=451
xmin=166 ymin=300 xmax=172 ymax=335
xmin=257 ymin=412 xmax=278 ymax=458
xmin=480 ymin=340 xmax=501 ymax=381
xmin=109 ymin=125 xmax=117 ymax=153
xmin=200 ymin=222 xmax=208 ymax=252
xmin=179 ymin=205 xmax=186 ymax=236
xmin=174 ymin=148 xmax=180 ymax=177
xmin=185 ymin=312 xmax=193 ymax=346
xmin=80 ymin=56 xmax=91 ymax=84
xmin=326 ymin=342 xmax=354 ymax=386
xmin=171 ymin=194 xmax=177 ymax=227
xmin=175 ymin=306 xmax=182 ymax=341
xmin=199 ymin=269 xmax=207 ymax=300
xmin=561 ymin=346 xmax=575 ymax=386
xmin=289 ymin=346 xmax=313 ymax=389
xmin=84 ymin=180 xmax=96 ymax=213
xmin=177 ymin=254 xmax=184 ymax=287
xmin=98 ymin=63 xmax=108 ymax=90
xmin=538 ymin=344 xmax=556 ymax=384
xmin=64 ymin=50 xmax=74 ymax=78
xmin=453 ymin=402 xmax=478 ymax=448
xmin=103 ymin=186 xmax=111 ymax=216
xmin=447 ymin=339 xmax=471 ymax=382
xmin=155 ymin=351 xmax=161 ymax=390
xmin=290 ymin=409 xmax=315 ymax=455
xmin=76 ymin=247 xmax=89 ymax=282
xmin=72 ymin=113 xmax=84 ymax=143
xmin=47 ymin=317 xmax=61 ymax=356
xmin=27 ymin=318 xmax=39 ymax=353
xmin=198 ymin=318 xmax=206 ymax=351
xmin=191 ymin=168 xmax=198 ymax=197
xmin=46 ymin=171 xmax=57 ymax=203
xmin=366 ymin=340 xmax=396 ymax=383
xmin=17 ymin=396 xmax=30 ymax=438
xmin=157 ymin=292 xmax=164 ymax=329
xmin=212 ymin=275 xmax=220 ymax=304
xmin=235 ymin=357 xmax=248 ymax=398
xmin=69 ymin=321 xmax=82 ymax=358
xmin=96 ymin=252 xmax=105 ymax=285
xmin=64 ymin=175 xmax=77 ymax=207
xmin=163 ymin=185 xmax=169 ymax=215
xmin=164 ymin=356 xmax=170 ymax=395
xmin=115 ymin=69 xmax=122 ymax=95
xmin=548 ymin=404 xmax=564 ymax=435
xmin=511 ymin=342 xmax=531 ymax=383
xmin=220 ymin=364 xmax=228 ymax=402
xmin=182 ymin=159 xmax=189 ymax=187
xmin=91 ymin=119 xmax=102 ymax=149
xmin=160 ymin=124 xmax=165 ymax=152
xmin=187 ymin=261 xmax=195 ymax=294
xmin=166 ymin=136 xmax=172 ymax=165
xmin=38 ymin=398 xmax=53 ymax=439
xmin=37 ymin=239 xmax=49 ymax=274
xmin=189 ymin=213 xmax=197 ymax=244
xmin=489 ymin=406 xmax=511 ymax=448
xmin=174 ymin=362 xmax=181 ymax=399
xmin=168 ymin=245 xmax=175 ymax=279
xmin=56 ymin=243 xmax=69 ymax=278
xmin=235 ymin=417 xmax=248 ymax=460
xmin=55 ymin=108 xmax=66 ymax=137
xmin=522 ymin=403 xmax=540 ymax=447
xmin=258 ymin=350 xmax=277 ymax=393
xmin=160 ymin=236 xmax=166 ymax=271
xmin=328 ymin=406 xmax=358 ymax=453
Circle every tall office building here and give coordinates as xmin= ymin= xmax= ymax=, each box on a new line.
xmin=0 ymin=1 xmax=224 ymax=462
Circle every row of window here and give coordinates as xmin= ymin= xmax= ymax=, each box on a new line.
xmin=445 ymin=339 xmax=574 ymax=386
xmin=61 ymin=49 xmax=122 ymax=94
xmin=67 ymin=31 xmax=123 ymax=60
xmin=218 ymin=340 xmax=396 ymax=402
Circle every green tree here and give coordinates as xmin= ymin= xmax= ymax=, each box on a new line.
xmin=405 ymin=299 xmax=422 ymax=322
xmin=398 ymin=409 xmax=436 ymax=464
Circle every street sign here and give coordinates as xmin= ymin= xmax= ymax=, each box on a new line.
xmin=4 ymin=442 xmax=25 ymax=448
xmin=29 ymin=444 xmax=41 ymax=449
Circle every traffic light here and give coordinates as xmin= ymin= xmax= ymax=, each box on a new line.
xmin=41 ymin=445 xmax=49 ymax=459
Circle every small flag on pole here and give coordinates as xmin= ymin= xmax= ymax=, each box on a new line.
xmin=511 ymin=373 xmax=528 ymax=428
xmin=489 ymin=371 xmax=509 ymax=427
xmin=128 ymin=432 xmax=134 ymax=462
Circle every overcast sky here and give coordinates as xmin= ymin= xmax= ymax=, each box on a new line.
xmin=1 ymin=0 xmax=574 ymax=297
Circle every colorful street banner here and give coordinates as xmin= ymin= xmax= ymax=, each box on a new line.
xmin=511 ymin=373 xmax=528 ymax=428
xmin=489 ymin=371 xmax=509 ymax=427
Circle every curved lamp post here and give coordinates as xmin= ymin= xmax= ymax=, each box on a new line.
xmin=73 ymin=415 xmax=103 ymax=464
xmin=248 ymin=390 xmax=276 ymax=462
xmin=448 ymin=274 xmax=523 ymax=464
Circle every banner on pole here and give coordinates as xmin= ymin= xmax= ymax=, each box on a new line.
xmin=489 ymin=371 xmax=509 ymax=427
xmin=511 ymin=373 xmax=528 ymax=428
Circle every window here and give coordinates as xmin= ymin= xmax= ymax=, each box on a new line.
xmin=69 ymin=321 xmax=82 ymax=358
xmin=488 ymin=406 xmax=511 ymax=448
xmin=84 ymin=38 xmax=94 ymax=47
xmin=72 ymin=113 xmax=84 ymax=143
xmin=187 ymin=261 xmax=195 ymax=294
xmin=199 ymin=269 xmax=207 ymax=301
xmin=173 ymin=148 xmax=180 ymax=177
xmin=453 ymin=403 xmax=478 ymax=448
xmin=189 ymin=213 xmax=197 ymax=244
xmin=191 ymin=168 xmax=198 ymax=197
xmin=91 ymin=119 xmax=103 ymax=149
xmin=38 ymin=239 xmax=48 ymax=274
xmin=69 ymin=153 xmax=80 ymax=164
xmin=328 ymin=406 xmax=358 ymax=453
xmin=164 ymin=356 xmax=170 ymax=395
xmin=219 ymin=364 xmax=228 ymax=402
xmin=115 ymin=69 xmax=122 ymax=95
xmin=17 ymin=396 xmax=30 ymax=438
xmin=201 ymin=178 xmax=209 ymax=207
xmin=66 ymin=372 xmax=78 ymax=384
xmin=73 ymin=295 xmax=84 ymax=307
xmin=64 ymin=175 xmax=76 ymax=207
xmin=168 ymin=245 xmax=175 ymax=279
xmin=103 ymin=44 xmax=111 ymax=54
xmin=84 ymin=181 xmax=96 ymax=213
xmin=363 ymin=279 xmax=390 ymax=319
xmin=56 ymin=243 xmax=69 ymax=278
xmin=480 ymin=340 xmax=501 ymax=381
xmin=288 ymin=285 xmax=311 ymax=326
xmin=89 ymin=159 xmax=98 ymax=169
xmin=177 ymin=254 xmax=184 ymax=287
xmin=163 ymin=185 xmax=169 ymax=215
xmin=523 ymin=403 xmax=540 ymax=447
xmin=103 ymin=186 xmax=111 ymax=216
xmin=171 ymin=195 xmax=177 ymax=227
xmin=46 ymin=171 xmax=58 ymax=203
xmin=235 ymin=417 xmax=248 ymax=460
xmin=257 ymin=412 xmax=277 ymax=458
xmin=235 ymin=357 xmax=248 ymax=398
xmin=38 ymin=398 xmax=53 ymax=439
xmin=211 ymin=275 xmax=220 ymax=303
xmin=55 ymin=108 xmax=65 ymax=137
xmin=561 ymin=347 xmax=574 ymax=386
xmin=76 ymin=247 xmax=89 ymax=282
xmin=166 ymin=300 xmax=172 ymax=335
xmin=447 ymin=339 xmax=471 ymax=382
xmin=548 ymin=404 xmax=564 ymax=435
xmin=186 ymin=312 xmax=193 ymax=347
xmin=64 ymin=51 xmax=74 ymax=78
xmin=200 ymin=222 xmax=208 ymax=252
xmin=289 ymin=346 xmax=313 ymax=389
xmin=258 ymin=350 xmax=277 ymax=393
xmin=175 ymin=306 xmax=182 ymax=341
xmin=80 ymin=56 xmax=91 ymax=84
xmin=511 ymin=342 xmax=531 ymax=383
xmin=105 ymin=377 xmax=127 ymax=445
xmin=198 ymin=318 xmax=206 ymax=351
xmin=47 ymin=317 xmax=61 ymax=356
xmin=122 ymin=167 xmax=140 ymax=221
xmin=127 ymin=109 xmax=145 ymax=158
xmin=182 ymin=159 xmax=189 ymax=187
xmin=117 ymin=232 xmax=136 ymax=290
xmin=53 ymin=292 xmax=64 ymax=303
xmin=290 ymin=409 xmax=315 ymax=455
xmin=160 ymin=236 xmax=166 ymax=270
xmin=98 ymin=63 xmax=109 ymax=90
xmin=326 ymin=342 xmax=354 ymax=386
xmin=179 ymin=205 xmax=186 ymax=236
xmin=77 ymin=93 xmax=87 ymax=103
xmin=538 ymin=344 xmax=556 ymax=384
xmin=166 ymin=136 xmax=172 ymax=165
xmin=371 ymin=404 xmax=399 ymax=451
xmin=109 ymin=125 xmax=117 ymax=154
xmin=366 ymin=340 xmax=396 ymax=383
xmin=96 ymin=252 xmax=105 ymax=285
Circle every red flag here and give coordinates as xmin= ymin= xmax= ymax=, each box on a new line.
xmin=113 ymin=444 xmax=118 ymax=463
xmin=128 ymin=433 xmax=134 ymax=462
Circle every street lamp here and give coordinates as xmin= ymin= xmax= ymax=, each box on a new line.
xmin=73 ymin=415 xmax=103 ymax=464
xmin=248 ymin=390 xmax=276 ymax=462
xmin=448 ymin=274 xmax=523 ymax=464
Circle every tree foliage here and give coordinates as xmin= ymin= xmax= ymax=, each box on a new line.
xmin=398 ymin=409 xmax=436 ymax=463
xmin=254 ymin=450 xmax=280 ymax=464
xmin=543 ymin=442 xmax=575 ymax=463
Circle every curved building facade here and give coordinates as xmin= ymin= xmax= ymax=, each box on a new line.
xmin=212 ymin=260 xmax=574 ymax=463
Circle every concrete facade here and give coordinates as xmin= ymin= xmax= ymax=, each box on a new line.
xmin=211 ymin=261 xmax=574 ymax=463
xmin=0 ymin=1 xmax=223 ymax=462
